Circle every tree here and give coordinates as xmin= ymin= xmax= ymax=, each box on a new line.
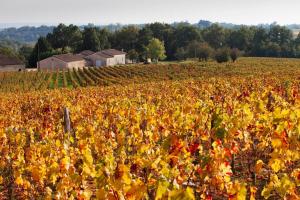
xmin=127 ymin=49 xmax=139 ymax=63
xmin=136 ymin=27 xmax=153 ymax=58
xmin=230 ymin=48 xmax=240 ymax=62
xmin=251 ymin=27 xmax=269 ymax=57
xmin=227 ymin=26 xmax=254 ymax=51
xmin=174 ymin=24 xmax=201 ymax=48
xmin=146 ymin=38 xmax=166 ymax=62
xmin=28 ymin=37 xmax=53 ymax=67
xmin=19 ymin=45 xmax=34 ymax=65
xmin=198 ymin=43 xmax=214 ymax=61
xmin=269 ymin=25 xmax=293 ymax=46
xmin=0 ymin=46 xmax=19 ymax=58
xmin=215 ymin=48 xmax=230 ymax=63
xmin=111 ymin=26 xmax=139 ymax=52
xmin=202 ymin=24 xmax=226 ymax=49
xmin=175 ymin=47 xmax=187 ymax=61
xmin=82 ymin=27 xmax=101 ymax=52
xmin=265 ymin=42 xmax=281 ymax=57
xmin=98 ymin=29 xmax=111 ymax=50
xmin=145 ymin=23 xmax=175 ymax=60
xmin=186 ymin=41 xmax=213 ymax=61
xmin=186 ymin=41 xmax=201 ymax=59
xmin=47 ymin=24 xmax=82 ymax=52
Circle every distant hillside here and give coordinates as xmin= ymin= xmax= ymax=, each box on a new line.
xmin=0 ymin=26 xmax=54 ymax=43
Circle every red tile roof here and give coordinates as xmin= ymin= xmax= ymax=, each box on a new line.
xmin=79 ymin=50 xmax=95 ymax=57
xmin=95 ymin=52 xmax=114 ymax=58
xmin=101 ymin=49 xmax=126 ymax=56
xmin=0 ymin=54 xmax=24 ymax=66
xmin=53 ymin=54 xmax=84 ymax=62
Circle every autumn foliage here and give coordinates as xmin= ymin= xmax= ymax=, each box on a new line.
xmin=0 ymin=58 xmax=300 ymax=199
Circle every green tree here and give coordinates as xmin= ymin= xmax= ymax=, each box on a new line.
xmin=136 ymin=27 xmax=153 ymax=58
xmin=111 ymin=26 xmax=139 ymax=52
xmin=202 ymin=24 xmax=226 ymax=49
xmin=98 ymin=29 xmax=111 ymax=50
xmin=186 ymin=41 xmax=213 ymax=61
xmin=197 ymin=43 xmax=214 ymax=61
xmin=146 ymin=38 xmax=166 ymax=62
xmin=28 ymin=37 xmax=53 ymax=67
xmin=227 ymin=26 xmax=254 ymax=51
xmin=215 ymin=48 xmax=230 ymax=63
xmin=82 ymin=27 xmax=101 ymax=52
xmin=265 ymin=42 xmax=281 ymax=57
xmin=0 ymin=46 xmax=19 ymax=58
xmin=250 ymin=27 xmax=269 ymax=56
xmin=47 ymin=24 xmax=82 ymax=52
xmin=19 ymin=45 xmax=34 ymax=65
xmin=127 ymin=49 xmax=139 ymax=63
xmin=174 ymin=24 xmax=201 ymax=48
xmin=175 ymin=47 xmax=187 ymax=61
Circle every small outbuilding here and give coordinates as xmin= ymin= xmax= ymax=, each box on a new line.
xmin=101 ymin=49 xmax=126 ymax=65
xmin=38 ymin=54 xmax=86 ymax=70
xmin=0 ymin=54 xmax=25 ymax=72
xmin=85 ymin=52 xmax=115 ymax=67
xmin=85 ymin=49 xmax=127 ymax=67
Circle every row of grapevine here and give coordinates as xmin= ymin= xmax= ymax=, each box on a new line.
xmin=0 ymin=57 xmax=300 ymax=93
xmin=0 ymin=74 xmax=299 ymax=199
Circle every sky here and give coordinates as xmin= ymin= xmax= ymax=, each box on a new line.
xmin=1 ymin=0 xmax=300 ymax=26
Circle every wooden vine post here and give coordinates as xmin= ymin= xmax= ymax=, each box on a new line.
xmin=64 ymin=107 xmax=78 ymax=147
xmin=64 ymin=107 xmax=71 ymax=135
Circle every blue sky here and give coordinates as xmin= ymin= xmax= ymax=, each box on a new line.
xmin=0 ymin=0 xmax=300 ymax=26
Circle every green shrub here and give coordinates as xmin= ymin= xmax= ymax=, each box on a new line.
xmin=215 ymin=48 xmax=230 ymax=63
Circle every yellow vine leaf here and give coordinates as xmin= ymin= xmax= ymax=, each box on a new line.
xmin=250 ymin=186 xmax=257 ymax=200
xmin=271 ymin=139 xmax=282 ymax=148
xmin=291 ymin=168 xmax=300 ymax=186
xmin=155 ymin=180 xmax=169 ymax=200
xmin=168 ymin=187 xmax=195 ymax=200
xmin=96 ymin=188 xmax=107 ymax=200
xmin=254 ymin=160 xmax=264 ymax=174
xmin=269 ymin=158 xmax=284 ymax=173
xmin=15 ymin=176 xmax=23 ymax=185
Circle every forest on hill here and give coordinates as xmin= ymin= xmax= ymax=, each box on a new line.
xmin=2 ymin=21 xmax=300 ymax=67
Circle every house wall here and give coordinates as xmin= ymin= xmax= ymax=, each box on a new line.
xmin=106 ymin=57 xmax=116 ymax=66
xmin=86 ymin=54 xmax=108 ymax=67
xmin=39 ymin=57 xmax=86 ymax=70
xmin=67 ymin=60 xmax=86 ymax=69
xmin=113 ymin=55 xmax=126 ymax=65
xmin=39 ymin=57 xmax=67 ymax=70
xmin=0 ymin=65 xmax=25 ymax=72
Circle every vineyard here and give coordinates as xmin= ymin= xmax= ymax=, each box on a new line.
xmin=0 ymin=57 xmax=300 ymax=199
xmin=0 ymin=57 xmax=300 ymax=93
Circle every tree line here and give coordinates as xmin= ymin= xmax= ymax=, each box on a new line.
xmin=2 ymin=22 xmax=300 ymax=67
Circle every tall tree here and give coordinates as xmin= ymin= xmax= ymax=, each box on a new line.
xmin=251 ymin=27 xmax=269 ymax=56
xmin=174 ymin=24 xmax=201 ymax=48
xmin=202 ymin=24 xmax=226 ymax=49
xmin=47 ymin=24 xmax=82 ymax=52
xmin=28 ymin=37 xmax=53 ymax=67
xmin=82 ymin=27 xmax=101 ymax=52
xmin=19 ymin=45 xmax=34 ymax=65
xmin=227 ymin=26 xmax=254 ymax=51
xmin=136 ymin=27 xmax=153 ymax=56
xmin=111 ymin=26 xmax=139 ymax=51
xmin=146 ymin=38 xmax=166 ymax=62
xmin=98 ymin=29 xmax=111 ymax=50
